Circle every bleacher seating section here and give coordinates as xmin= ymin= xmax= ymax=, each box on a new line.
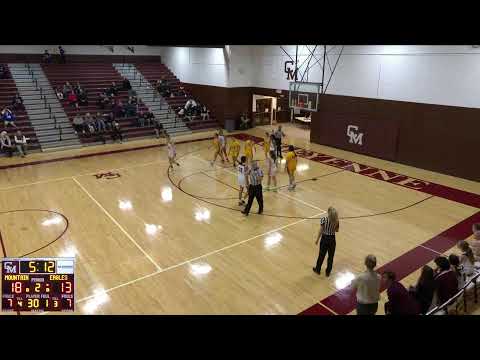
xmin=0 ymin=64 xmax=41 ymax=154
xmin=41 ymin=63 xmax=158 ymax=145
xmin=135 ymin=63 xmax=219 ymax=131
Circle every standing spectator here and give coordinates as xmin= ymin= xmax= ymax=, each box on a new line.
xmin=58 ymin=46 xmax=66 ymax=63
xmin=409 ymin=265 xmax=436 ymax=314
xmin=471 ymin=223 xmax=480 ymax=260
xmin=201 ymin=105 xmax=210 ymax=121
xmin=72 ymin=113 xmax=85 ymax=134
xmin=67 ymin=91 xmax=78 ymax=109
xmin=457 ymin=240 xmax=476 ymax=277
xmin=42 ymin=50 xmax=52 ymax=64
xmin=240 ymin=113 xmax=251 ymax=130
xmin=11 ymin=91 xmax=23 ymax=110
xmin=14 ymin=130 xmax=29 ymax=157
xmin=313 ymin=207 xmax=339 ymax=277
xmin=241 ymin=160 xmax=264 ymax=216
xmin=448 ymin=254 xmax=465 ymax=289
xmin=351 ymin=254 xmax=381 ymax=315
xmin=383 ymin=271 xmax=420 ymax=315
xmin=111 ymin=120 xmax=123 ymax=143
xmin=433 ymin=256 xmax=459 ymax=307
xmin=2 ymin=108 xmax=17 ymax=128
xmin=0 ymin=131 xmax=14 ymax=157
xmin=55 ymin=87 xmax=64 ymax=101
xmin=122 ymin=78 xmax=131 ymax=91
xmin=273 ymin=125 xmax=286 ymax=159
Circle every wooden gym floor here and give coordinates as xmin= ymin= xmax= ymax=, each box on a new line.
xmin=0 ymin=124 xmax=479 ymax=315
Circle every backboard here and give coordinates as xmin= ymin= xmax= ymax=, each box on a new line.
xmin=288 ymin=81 xmax=322 ymax=112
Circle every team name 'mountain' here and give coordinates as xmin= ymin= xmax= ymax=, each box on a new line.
xmin=4 ymin=275 xmax=29 ymax=281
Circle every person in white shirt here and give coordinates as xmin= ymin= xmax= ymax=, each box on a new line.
xmin=351 ymin=254 xmax=381 ymax=315
xmin=218 ymin=129 xmax=229 ymax=163
xmin=166 ymin=134 xmax=180 ymax=171
xmin=14 ymin=130 xmax=29 ymax=157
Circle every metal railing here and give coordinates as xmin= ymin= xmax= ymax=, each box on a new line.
xmin=427 ymin=271 xmax=480 ymax=315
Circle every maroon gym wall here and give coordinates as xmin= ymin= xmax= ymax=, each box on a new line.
xmin=310 ymin=94 xmax=480 ymax=182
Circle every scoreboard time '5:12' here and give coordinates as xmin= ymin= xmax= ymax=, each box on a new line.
xmin=2 ymin=258 xmax=75 ymax=312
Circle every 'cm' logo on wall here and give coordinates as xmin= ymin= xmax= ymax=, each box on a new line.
xmin=347 ymin=125 xmax=364 ymax=146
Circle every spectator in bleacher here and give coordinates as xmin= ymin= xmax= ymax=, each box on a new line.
xmin=448 ymin=254 xmax=465 ymax=289
xmin=103 ymin=112 xmax=115 ymax=130
xmin=177 ymin=87 xmax=186 ymax=97
xmin=177 ymin=107 xmax=185 ymax=118
xmin=433 ymin=256 xmax=459 ymax=306
xmin=97 ymin=91 xmax=110 ymax=109
xmin=72 ymin=113 xmax=85 ymax=134
xmin=78 ymin=91 xmax=88 ymax=106
xmin=0 ymin=64 xmax=9 ymax=79
xmin=0 ymin=131 xmax=14 ymax=157
xmin=14 ymin=130 xmax=29 ymax=157
xmin=63 ymin=82 xmax=73 ymax=98
xmin=122 ymin=78 xmax=131 ymax=91
xmin=383 ymin=271 xmax=420 ymax=315
xmin=125 ymin=100 xmax=137 ymax=118
xmin=111 ymin=120 xmax=123 ymax=143
xmin=59 ymin=46 xmax=66 ymax=63
xmin=457 ymin=240 xmax=476 ymax=277
xmin=84 ymin=114 xmax=96 ymax=136
xmin=42 ymin=50 xmax=52 ymax=64
xmin=94 ymin=112 xmax=107 ymax=133
xmin=185 ymin=98 xmax=197 ymax=111
xmin=2 ymin=107 xmax=17 ymax=128
xmin=472 ymin=223 xmax=480 ymax=260
xmin=67 ymin=91 xmax=79 ymax=109
xmin=351 ymin=254 xmax=381 ymax=315
xmin=144 ymin=111 xmax=155 ymax=127
xmin=55 ymin=87 xmax=64 ymax=101
xmin=11 ymin=91 xmax=23 ymax=110
xmin=107 ymin=82 xmax=119 ymax=97
xmin=112 ymin=100 xmax=125 ymax=118
xmin=128 ymin=88 xmax=137 ymax=98
xmin=409 ymin=265 xmax=435 ymax=314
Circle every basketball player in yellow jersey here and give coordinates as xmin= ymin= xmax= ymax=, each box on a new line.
xmin=228 ymin=138 xmax=241 ymax=167
xmin=285 ymin=145 xmax=298 ymax=191
xmin=210 ymin=133 xmax=224 ymax=166
xmin=244 ymin=139 xmax=255 ymax=164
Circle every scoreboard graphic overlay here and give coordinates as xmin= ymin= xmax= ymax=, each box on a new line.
xmin=2 ymin=258 xmax=75 ymax=312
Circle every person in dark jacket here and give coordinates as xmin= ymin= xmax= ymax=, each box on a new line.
xmin=409 ymin=265 xmax=435 ymax=314
xmin=383 ymin=271 xmax=420 ymax=315
xmin=122 ymin=78 xmax=131 ymax=91
xmin=433 ymin=256 xmax=459 ymax=306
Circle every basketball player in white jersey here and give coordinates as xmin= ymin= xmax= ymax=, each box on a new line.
xmin=237 ymin=156 xmax=249 ymax=205
xmin=166 ymin=134 xmax=180 ymax=171
xmin=218 ymin=129 xmax=229 ymax=163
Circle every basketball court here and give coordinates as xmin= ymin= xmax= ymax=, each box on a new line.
xmin=1 ymin=122 xmax=479 ymax=315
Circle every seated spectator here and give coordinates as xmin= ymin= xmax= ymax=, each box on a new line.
xmin=103 ymin=112 xmax=115 ymax=130
xmin=97 ymin=91 xmax=110 ymax=109
xmin=433 ymin=256 xmax=459 ymax=307
xmin=351 ymin=254 xmax=381 ymax=315
xmin=94 ymin=112 xmax=107 ymax=133
xmin=448 ymin=254 xmax=465 ymax=289
xmin=177 ymin=107 xmax=185 ymax=118
xmin=130 ymin=96 xmax=138 ymax=105
xmin=122 ymin=78 xmax=131 ymax=91
xmin=0 ymin=131 xmax=14 ymax=157
xmin=84 ymin=113 xmax=96 ymax=135
xmin=107 ymin=82 xmax=118 ymax=97
xmin=0 ymin=64 xmax=9 ymax=79
xmin=201 ymin=105 xmax=210 ymax=121
xmin=472 ymin=223 xmax=480 ymax=260
xmin=11 ymin=92 xmax=23 ymax=110
xmin=2 ymin=108 xmax=17 ymax=128
xmin=185 ymin=98 xmax=197 ymax=111
xmin=55 ymin=87 xmax=64 ymax=101
xmin=42 ymin=50 xmax=52 ymax=64
xmin=78 ymin=91 xmax=88 ymax=106
xmin=457 ymin=240 xmax=476 ymax=277
xmin=72 ymin=113 xmax=85 ymax=134
xmin=154 ymin=119 xmax=165 ymax=139
xmin=111 ymin=120 xmax=123 ymax=143
xmin=63 ymin=82 xmax=72 ymax=97
xmin=67 ymin=91 xmax=79 ymax=109
xmin=383 ymin=271 xmax=420 ymax=315
xmin=124 ymin=101 xmax=137 ymax=117
xmin=14 ymin=130 xmax=29 ymax=157
xmin=409 ymin=265 xmax=435 ymax=314
xmin=112 ymin=101 xmax=125 ymax=118
xmin=176 ymin=87 xmax=186 ymax=97
xmin=74 ymin=82 xmax=83 ymax=95
xmin=139 ymin=111 xmax=155 ymax=127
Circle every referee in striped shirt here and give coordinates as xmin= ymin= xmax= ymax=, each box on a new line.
xmin=313 ymin=207 xmax=339 ymax=277
xmin=242 ymin=160 xmax=264 ymax=216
